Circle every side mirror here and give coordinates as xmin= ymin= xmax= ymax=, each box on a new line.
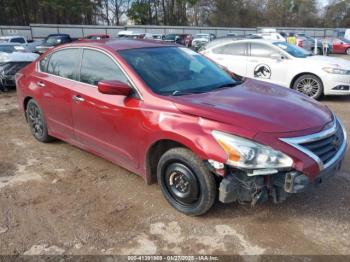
xmin=98 ymin=80 xmax=131 ymax=96
xmin=271 ymin=53 xmax=283 ymax=61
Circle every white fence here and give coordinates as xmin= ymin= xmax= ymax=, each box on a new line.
xmin=0 ymin=24 xmax=345 ymax=40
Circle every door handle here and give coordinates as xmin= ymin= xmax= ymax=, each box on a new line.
xmin=72 ymin=95 xmax=85 ymax=103
xmin=249 ymin=60 xmax=258 ymax=63
xmin=37 ymin=81 xmax=45 ymax=87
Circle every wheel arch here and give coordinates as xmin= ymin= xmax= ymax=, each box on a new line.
xmin=145 ymin=139 xmax=194 ymax=185
xmin=23 ymin=96 xmax=33 ymax=121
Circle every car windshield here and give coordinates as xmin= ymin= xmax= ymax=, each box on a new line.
xmin=165 ymin=34 xmax=176 ymax=41
xmin=195 ymin=34 xmax=209 ymax=39
xmin=44 ymin=36 xmax=63 ymax=45
xmin=339 ymin=38 xmax=350 ymax=44
xmin=118 ymin=47 xmax=237 ymax=96
xmin=0 ymin=45 xmax=15 ymax=53
xmin=273 ymin=42 xmax=311 ymax=58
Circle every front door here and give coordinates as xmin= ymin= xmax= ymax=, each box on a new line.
xmin=71 ymin=48 xmax=140 ymax=168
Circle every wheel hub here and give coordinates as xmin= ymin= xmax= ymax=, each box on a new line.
xmin=164 ymin=163 xmax=199 ymax=206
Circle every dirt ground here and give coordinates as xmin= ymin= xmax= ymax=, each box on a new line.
xmin=0 ymin=66 xmax=350 ymax=257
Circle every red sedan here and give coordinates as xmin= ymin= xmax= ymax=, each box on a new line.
xmin=332 ymin=38 xmax=350 ymax=55
xmin=16 ymin=39 xmax=347 ymax=215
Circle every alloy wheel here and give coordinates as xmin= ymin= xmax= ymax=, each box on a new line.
xmin=296 ymin=78 xmax=321 ymax=98
xmin=27 ymin=103 xmax=44 ymax=138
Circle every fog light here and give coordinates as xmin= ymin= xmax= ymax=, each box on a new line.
xmin=333 ymin=85 xmax=350 ymax=91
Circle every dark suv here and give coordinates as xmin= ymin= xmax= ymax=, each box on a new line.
xmin=35 ymin=34 xmax=72 ymax=54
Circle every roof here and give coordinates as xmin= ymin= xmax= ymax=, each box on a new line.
xmin=68 ymin=39 xmax=176 ymax=51
xmin=0 ymin=36 xmax=25 ymax=39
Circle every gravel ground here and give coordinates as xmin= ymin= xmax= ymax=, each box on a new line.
xmin=0 ymin=58 xmax=349 ymax=257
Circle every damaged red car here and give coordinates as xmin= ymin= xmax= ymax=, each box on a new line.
xmin=16 ymin=39 xmax=347 ymax=216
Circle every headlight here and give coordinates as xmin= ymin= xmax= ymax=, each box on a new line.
xmin=212 ymin=131 xmax=293 ymax=169
xmin=322 ymin=67 xmax=350 ymax=75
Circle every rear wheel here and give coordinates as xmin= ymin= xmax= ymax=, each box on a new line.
xmin=346 ymin=48 xmax=350 ymax=55
xmin=292 ymin=74 xmax=323 ymax=100
xmin=26 ymin=99 xmax=53 ymax=143
xmin=157 ymin=148 xmax=216 ymax=216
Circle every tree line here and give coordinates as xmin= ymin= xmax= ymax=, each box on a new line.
xmin=1 ymin=0 xmax=349 ymax=28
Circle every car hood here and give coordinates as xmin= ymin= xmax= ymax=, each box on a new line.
xmin=0 ymin=52 xmax=39 ymax=63
xmin=305 ymin=55 xmax=350 ymax=69
xmin=167 ymin=79 xmax=333 ymax=134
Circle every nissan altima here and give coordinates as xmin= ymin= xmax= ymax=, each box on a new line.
xmin=16 ymin=39 xmax=347 ymax=215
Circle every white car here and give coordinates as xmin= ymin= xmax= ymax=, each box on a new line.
xmin=201 ymin=39 xmax=350 ymax=99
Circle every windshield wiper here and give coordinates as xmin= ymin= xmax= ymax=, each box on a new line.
xmin=171 ymin=90 xmax=205 ymax=96
xmin=214 ymin=82 xmax=241 ymax=90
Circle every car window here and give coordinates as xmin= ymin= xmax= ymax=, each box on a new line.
xmin=10 ymin=37 xmax=25 ymax=44
xmin=79 ymin=49 xmax=128 ymax=86
xmin=213 ymin=42 xmax=247 ymax=56
xmin=47 ymin=49 xmax=80 ymax=79
xmin=118 ymin=47 xmax=237 ymax=96
xmin=250 ymin=43 xmax=277 ymax=58
xmin=39 ymin=55 xmax=50 ymax=72
xmin=0 ymin=45 xmax=15 ymax=53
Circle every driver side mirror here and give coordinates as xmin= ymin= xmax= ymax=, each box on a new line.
xmin=98 ymin=80 xmax=131 ymax=96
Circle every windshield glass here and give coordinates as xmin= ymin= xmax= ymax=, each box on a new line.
xmin=44 ymin=36 xmax=62 ymax=45
xmin=0 ymin=45 xmax=15 ymax=53
xmin=195 ymin=34 xmax=209 ymax=39
xmin=119 ymin=47 xmax=237 ymax=96
xmin=164 ymin=34 xmax=176 ymax=41
xmin=273 ymin=42 xmax=311 ymax=58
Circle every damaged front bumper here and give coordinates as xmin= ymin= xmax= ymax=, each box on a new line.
xmin=218 ymin=145 xmax=346 ymax=205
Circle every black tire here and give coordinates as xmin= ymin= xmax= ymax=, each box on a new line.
xmin=346 ymin=48 xmax=350 ymax=55
xmin=26 ymin=99 xmax=54 ymax=143
xmin=157 ymin=147 xmax=216 ymax=216
xmin=292 ymin=74 xmax=323 ymax=100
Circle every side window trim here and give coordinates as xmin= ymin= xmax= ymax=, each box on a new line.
xmin=37 ymin=47 xmax=82 ymax=81
xmin=37 ymin=46 xmax=143 ymax=100
xmin=77 ymin=47 xmax=142 ymax=99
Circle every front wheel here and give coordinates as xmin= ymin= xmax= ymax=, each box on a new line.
xmin=157 ymin=148 xmax=216 ymax=216
xmin=292 ymin=74 xmax=323 ymax=100
xmin=346 ymin=48 xmax=350 ymax=55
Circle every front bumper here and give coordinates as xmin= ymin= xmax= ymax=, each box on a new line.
xmin=323 ymin=73 xmax=350 ymax=95
xmin=219 ymin=122 xmax=347 ymax=205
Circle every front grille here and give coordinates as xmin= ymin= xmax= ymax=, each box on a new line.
xmin=299 ymin=122 xmax=344 ymax=166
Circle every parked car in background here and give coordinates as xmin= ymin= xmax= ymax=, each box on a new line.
xmin=192 ymin=33 xmax=216 ymax=50
xmin=164 ymin=34 xmax=193 ymax=47
xmin=16 ymin=39 xmax=347 ymax=215
xmin=35 ymin=34 xmax=72 ymax=54
xmin=332 ymin=38 xmax=350 ymax=55
xmin=151 ymin=34 xmax=165 ymax=41
xmin=295 ymin=34 xmax=330 ymax=55
xmin=117 ymin=31 xmax=146 ymax=39
xmin=80 ymin=34 xmax=110 ymax=40
xmin=201 ymin=39 xmax=350 ymax=99
xmin=255 ymin=32 xmax=286 ymax=41
xmin=0 ymin=43 xmax=38 ymax=91
xmin=0 ymin=35 xmax=28 ymax=45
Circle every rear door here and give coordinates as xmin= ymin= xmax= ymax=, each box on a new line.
xmin=208 ymin=42 xmax=248 ymax=77
xmin=246 ymin=42 xmax=289 ymax=87
xmin=71 ymin=48 xmax=140 ymax=168
xmin=34 ymin=48 xmax=81 ymax=142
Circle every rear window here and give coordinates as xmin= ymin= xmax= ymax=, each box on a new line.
xmin=46 ymin=49 xmax=80 ymax=79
